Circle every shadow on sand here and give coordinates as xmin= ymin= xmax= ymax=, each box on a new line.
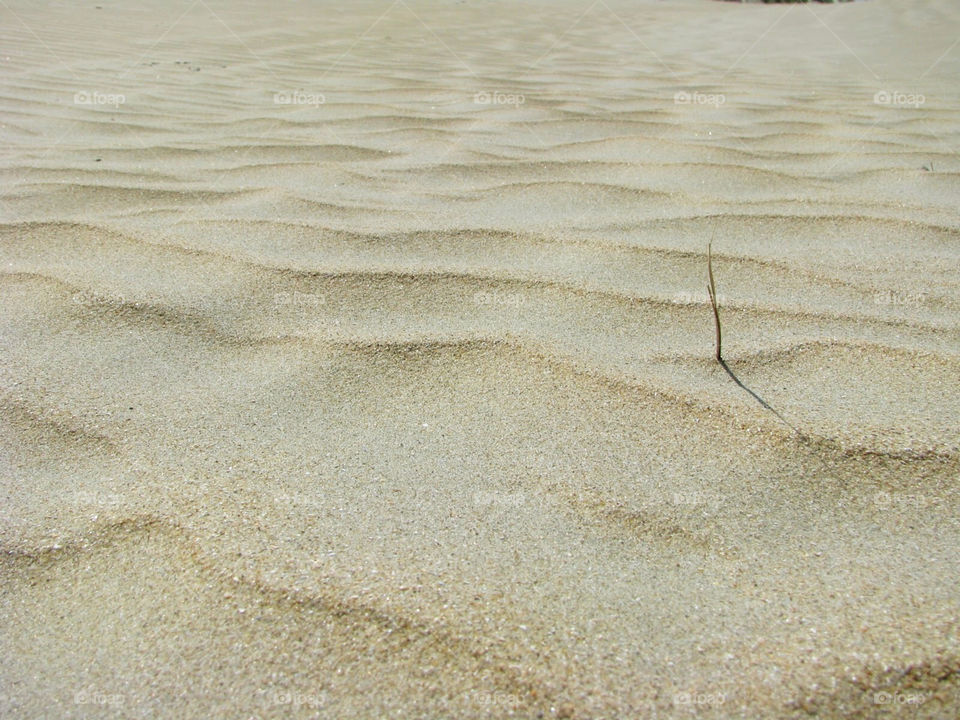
xmin=719 ymin=358 xmax=807 ymax=439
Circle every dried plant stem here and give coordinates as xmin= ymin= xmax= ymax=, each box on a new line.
xmin=707 ymin=242 xmax=722 ymax=362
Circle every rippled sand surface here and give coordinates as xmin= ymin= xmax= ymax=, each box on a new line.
xmin=2 ymin=0 xmax=959 ymax=717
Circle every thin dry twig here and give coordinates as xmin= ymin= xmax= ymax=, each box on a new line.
xmin=707 ymin=242 xmax=721 ymax=362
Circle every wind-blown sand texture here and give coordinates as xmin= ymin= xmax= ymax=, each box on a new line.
xmin=2 ymin=0 xmax=959 ymax=717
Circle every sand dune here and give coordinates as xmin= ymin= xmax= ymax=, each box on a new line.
xmin=2 ymin=0 xmax=959 ymax=717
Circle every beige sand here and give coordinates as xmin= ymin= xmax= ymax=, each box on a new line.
xmin=1 ymin=0 xmax=959 ymax=717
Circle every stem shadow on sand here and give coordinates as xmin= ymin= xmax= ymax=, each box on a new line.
xmin=718 ymin=358 xmax=806 ymax=439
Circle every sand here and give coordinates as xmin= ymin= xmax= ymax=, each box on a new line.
xmin=1 ymin=0 xmax=959 ymax=717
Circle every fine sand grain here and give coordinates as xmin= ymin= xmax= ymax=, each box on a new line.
xmin=1 ymin=0 xmax=959 ymax=717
